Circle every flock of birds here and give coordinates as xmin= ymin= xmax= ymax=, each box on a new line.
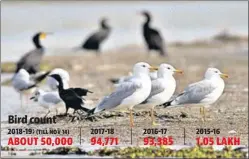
xmin=12 ymin=62 xmax=228 ymax=127
xmin=14 ymin=11 xmax=167 ymax=77
xmin=9 ymin=10 xmax=229 ymax=127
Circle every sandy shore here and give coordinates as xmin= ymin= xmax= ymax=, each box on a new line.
xmin=1 ymin=43 xmax=248 ymax=157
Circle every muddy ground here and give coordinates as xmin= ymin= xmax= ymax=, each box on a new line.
xmin=1 ymin=43 xmax=248 ymax=149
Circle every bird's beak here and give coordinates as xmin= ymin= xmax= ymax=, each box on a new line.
xmin=30 ymin=96 xmax=35 ymax=100
xmin=40 ymin=33 xmax=47 ymax=39
xmin=220 ymin=73 xmax=229 ymax=78
xmin=149 ymin=66 xmax=159 ymax=72
xmin=88 ymin=90 xmax=93 ymax=93
xmin=174 ymin=69 xmax=183 ymax=74
xmin=40 ymin=32 xmax=53 ymax=39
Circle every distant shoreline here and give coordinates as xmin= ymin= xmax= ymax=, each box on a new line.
xmin=1 ymin=36 xmax=248 ymax=74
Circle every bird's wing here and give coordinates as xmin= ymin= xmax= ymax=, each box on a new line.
xmin=121 ymin=75 xmax=133 ymax=83
xmin=149 ymin=29 xmax=164 ymax=46
xmin=110 ymin=74 xmax=133 ymax=85
xmin=42 ymin=92 xmax=61 ymax=104
xmin=13 ymin=70 xmax=30 ymax=83
xmin=173 ymin=80 xmax=216 ymax=105
xmin=61 ymin=89 xmax=84 ymax=102
xmin=12 ymin=78 xmax=26 ymax=90
xmin=84 ymin=30 xmax=110 ymax=44
xmin=16 ymin=49 xmax=44 ymax=73
xmin=12 ymin=73 xmax=34 ymax=91
xmin=13 ymin=80 xmax=35 ymax=91
xmin=32 ymin=71 xmax=51 ymax=83
xmin=147 ymin=79 xmax=165 ymax=99
xmin=70 ymin=88 xmax=93 ymax=96
xmin=95 ymin=79 xmax=142 ymax=113
xmin=117 ymin=75 xmax=133 ymax=85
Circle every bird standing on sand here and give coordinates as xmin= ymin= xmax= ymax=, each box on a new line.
xmin=12 ymin=69 xmax=51 ymax=107
xmin=49 ymin=74 xmax=93 ymax=116
xmin=15 ymin=32 xmax=52 ymax=74
xmin=46 ymin=68 xmax=70 ymax=91
xmin=88 ymin=62 xmax=158 ymax=127
xmin=140 ymin=64 xmax=183 ymax=125
xmin=82 ymin=18 xmax=111 ymax=54
xmin=30 ymin=89 xmax=62 ymax=117
xmin=140 ymin=11 xmax=167 ymax=56
xmin=162 ymin=68 xmax=228 ymax=122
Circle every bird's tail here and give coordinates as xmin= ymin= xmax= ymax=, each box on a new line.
xmin=20 ymin=84 xmax=37 ymax=92
xmin=85 ymin=89 xmax=93 ymax=94
xmin=109 ymin=78 xmax=119 ymax=84
xmin=80 ymin=106 xmax=91 ymax=113
xmin=73 ymin=88 xmax=93 ymax=97
xmin=74 ymin=106 xmax=90 ymax=117
xmin=160 ymin=100 xmax=173 ymax=108
xmin=75 ymin=105 xmax=92 ymax=117
xmin=87 ymin=108 xmax=96 ymax=116
xmin=34 ymin=71 xmax=51 ymax=83
xmin=27 ymin=84 xmax=37 ymax=89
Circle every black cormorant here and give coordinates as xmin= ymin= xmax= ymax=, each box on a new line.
xmin=82 ymin=18 xmax=111 ymax=54
xmin=15 ymin=32 xmax=51 ymax=74
xmin=49 ymin=74 xmax=92 ymax=116
xmin=140 ymin=11 xmax=167 ymax=56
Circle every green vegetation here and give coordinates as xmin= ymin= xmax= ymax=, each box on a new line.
xmin=170 ymin=33 xmax=248 ymax=48
xmin=213 ymin=33 xmax=248 ymax=43
xmin=1 ymin=78 xmax=12 ymax=86
xmin=1 ymin=62 xmax=53 ymax=86
xmin=26 ymin=145 xmax=248 ymax=158
xmin=2 ymin=145 xmax=248 ymax=158
xmin=43 ymin=146 xmax=86 ymax=155
xmin=88 ymin=146 xmax=247 ymax=158
xmin=1 ymin=62 xmax=52 ymax=73
xmin=1 ymin=62 xmax=16 ymax=73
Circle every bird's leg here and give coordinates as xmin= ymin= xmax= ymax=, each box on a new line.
xmin=129 ymin=108 xmax=134 ymax=128
xmin=44 ymin=110 xmax=50 ymax=118
xmin=25 ymin=94 xmax=29 ymax=106
xmin=63 ymin=107 xmax=69 ymax=116
xmin=203 ymin=107 xmax=206 ymax=122
xmin=200 ymin=106 xmax=206 ymax=123
xmin=205 ymin=106 xmax=211 ymax=118
xmin=151 ymin=107 xmax=160 ymax=126
xmin=150 ymin=107 xmax=154 ymax=124
xmin=200 ymin=107 xmax=203 ymax=121
xmin=20 ymin=93 xmax=23 ymax=108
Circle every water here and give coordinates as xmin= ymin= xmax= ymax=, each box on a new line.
xmin=1 ymin=1 xmax=248 ymax=61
